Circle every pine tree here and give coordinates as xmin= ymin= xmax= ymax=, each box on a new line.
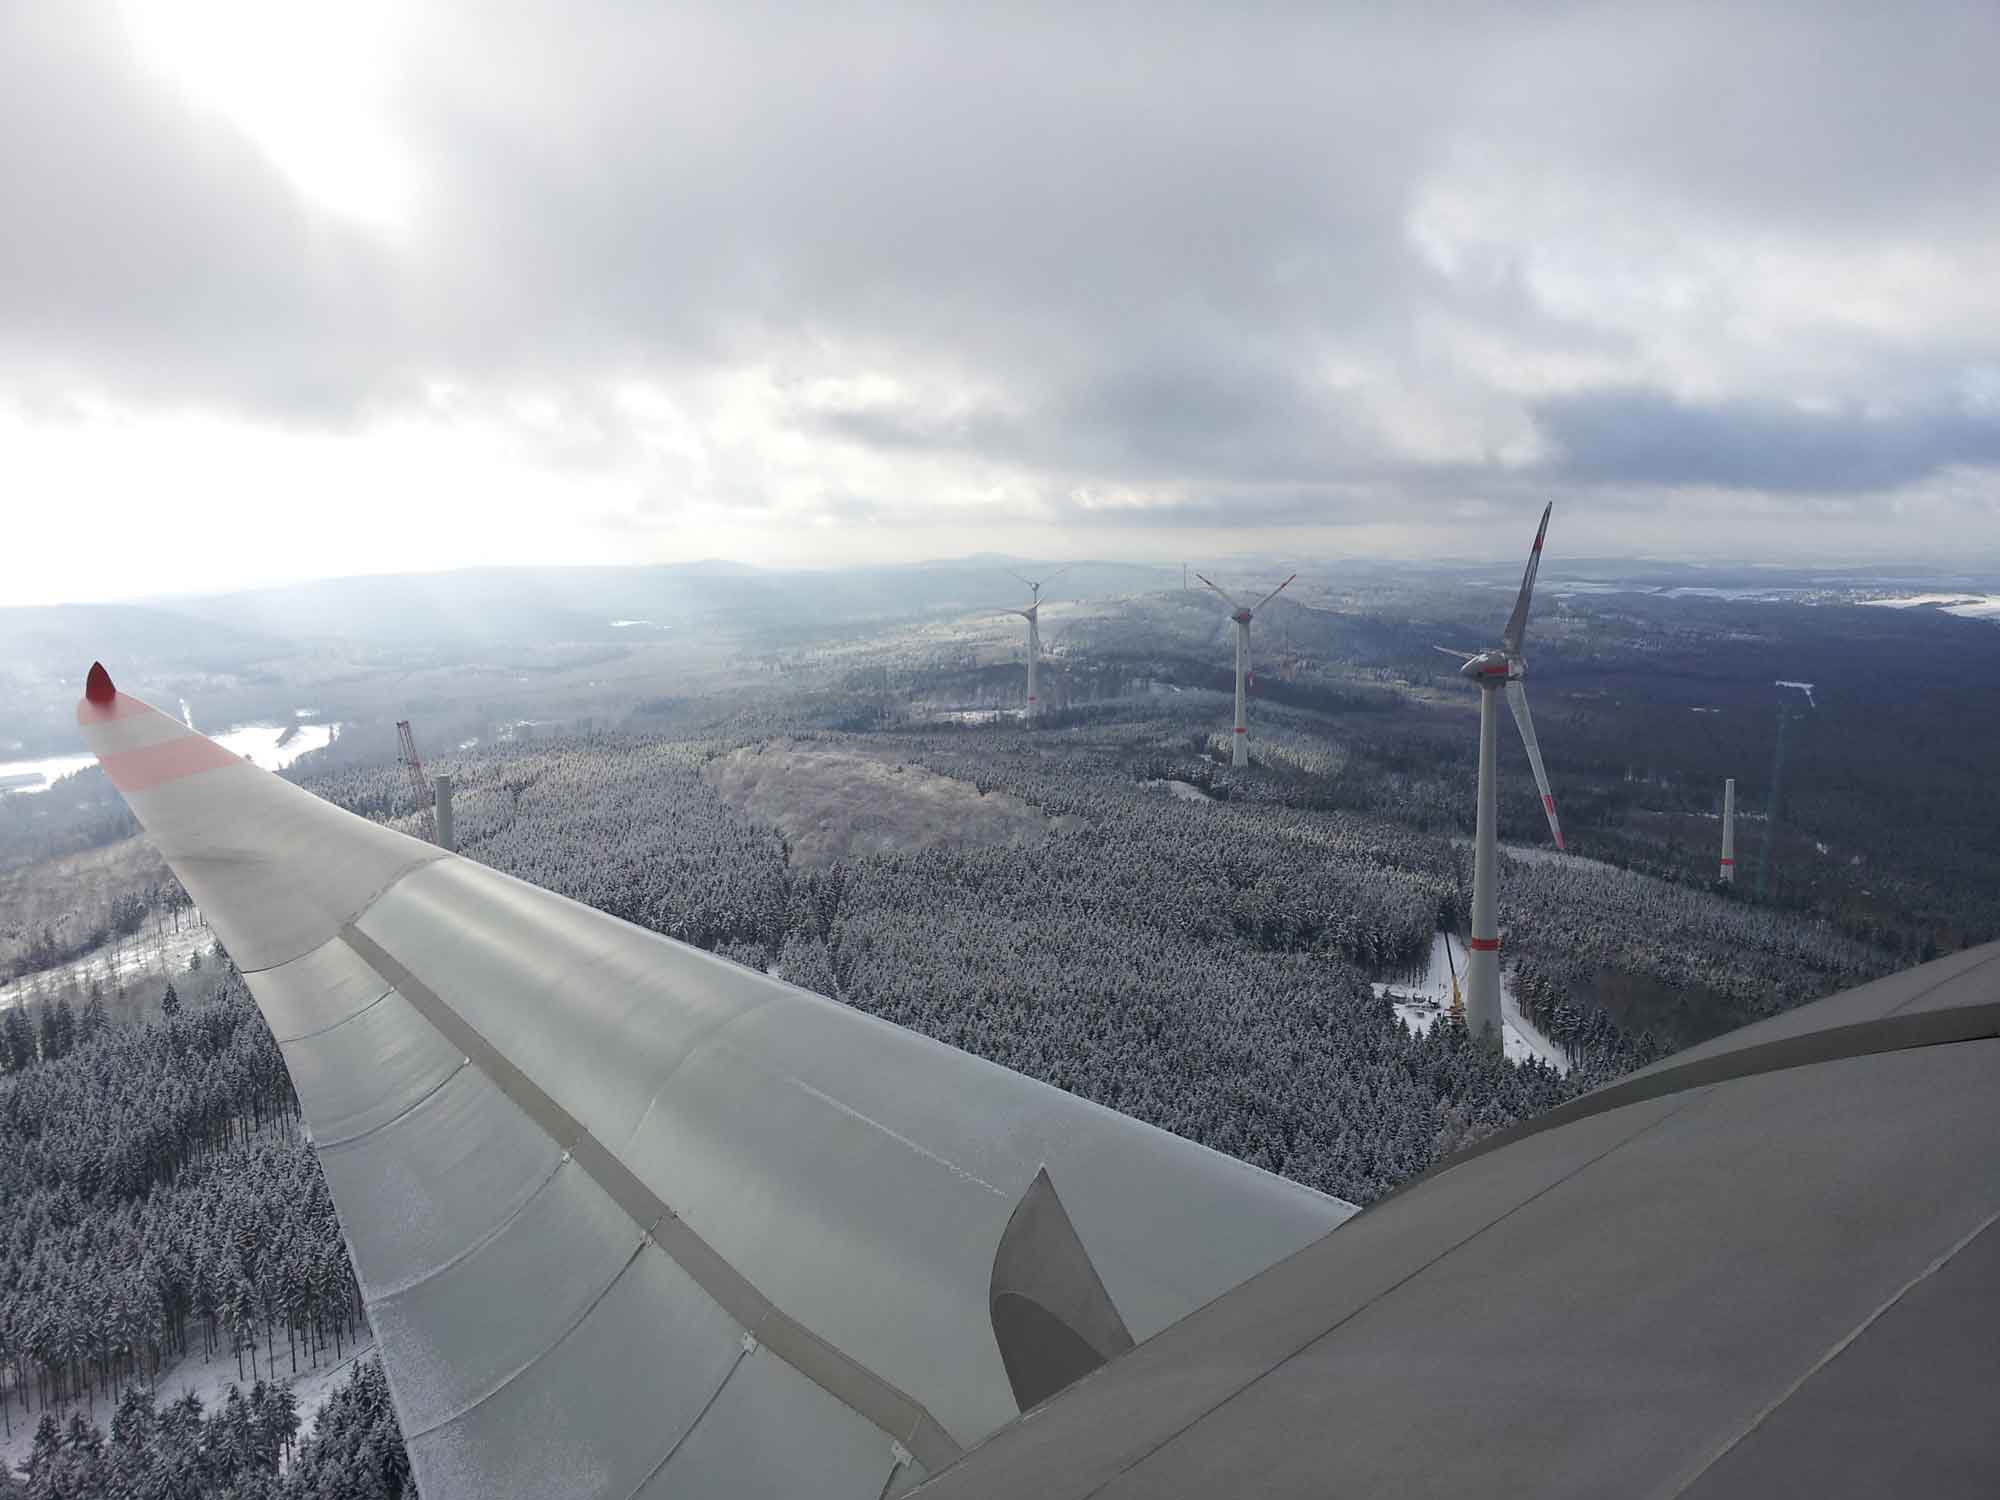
xmin=1 ymin=1007 xmax=33 ymax=1073
xmin=80 ymin=985 xmax=108 ymax=1044
xmin=35 ymin=1001 xmax=64 ymax=1065
xmin=161 ymin=983 xmax=180 ymax=1019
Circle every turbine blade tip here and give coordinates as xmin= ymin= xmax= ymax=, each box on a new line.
xmin=85 ymin=661 xmax=115 ymax=704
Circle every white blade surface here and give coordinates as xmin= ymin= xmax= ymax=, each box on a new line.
xmin=1193 ymin=572 xmax=1241 ymax=611
xmin=1502 ymin=503 xmax=1552 ymax=657
xmin=75 ymin=668 xmax=1352 ymax=1499
xmin=1505 ymin=678 xmax=1565 ymax=851
xmin=1252 ymin=575 xmax=1296 ymax=614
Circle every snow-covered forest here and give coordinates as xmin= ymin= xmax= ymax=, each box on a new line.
xmin=6 ymin=566 xmax=1984 ymax=1496
xmin=0 ymin=976 xmax=407 ymax=1496
xmin=306 ymin=703 xmax=1893 ymax=1198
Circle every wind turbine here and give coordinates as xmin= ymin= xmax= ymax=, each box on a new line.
xmin=1195 ymin=572 xmax=1295 ymax=767
xmin=1002 ymin=568 xmax=1068 ymax=721
xmin=1435 ymin=503 xmax=1563 ymax=1050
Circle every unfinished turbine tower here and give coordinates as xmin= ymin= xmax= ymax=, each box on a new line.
xmin=1720 ymin=777 xmax=1736 ymax=883
xmin=1435 ymin=504 xmax=1565 ymax=1050
xmin=1196 ymin=571 xmax=1295 ymax=767
xmin=1001 ymin=568 xmax=1067 ymax=721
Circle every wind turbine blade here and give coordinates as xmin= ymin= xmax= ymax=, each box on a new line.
xmin=1252 ymin=574 xmax=1296 ymax=614
xmin=1505 ymin=678 xmax=1565 ymax=851
xmin=1433 ymin=645 xmax=1480 ymax=662
xmin=1502 ymin=502 xmax=1553 ymax=657
xmin=1193 ymin=573 xmax=1242 ymax=611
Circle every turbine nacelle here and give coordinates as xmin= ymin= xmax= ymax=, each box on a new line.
xmin=1459 ymin=650 xmax=1516 ymax=682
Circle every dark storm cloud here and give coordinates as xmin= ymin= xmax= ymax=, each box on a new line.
xmin=1535 ymin=388 xmax=2000 ymax=493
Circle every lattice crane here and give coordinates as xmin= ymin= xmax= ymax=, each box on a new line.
xmin=395 ymin=719 xmax=435 ymax=842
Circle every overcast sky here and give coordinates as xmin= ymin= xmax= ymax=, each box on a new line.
xmin=6 ymin=1 xmax=1998 ymax=604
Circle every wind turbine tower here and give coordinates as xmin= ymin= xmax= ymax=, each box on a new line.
xmin=1435 ymin=504 xmax=1565 ymax=1050
xmin=1196 ymin=572 xmax=1295 ymax=767
xmin=1002 ymin=568 xmax=1067 ymax=721
xmin=1720 ymin=778 xmax=1736 ymax=883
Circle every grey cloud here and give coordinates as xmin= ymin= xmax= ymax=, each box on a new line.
xmin=812 ymin=349 xmax=1386 ymax=483
xmin=0 ymin=7 xmax=401 ymax=421
xmin=6 ymin=0 xmax=2000 ymax=548
xmin=1534 ymin=387 xmax=2000 ymax=493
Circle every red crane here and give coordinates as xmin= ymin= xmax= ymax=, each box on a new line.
xmin=396 ymin=719 xmax=435 ymax=842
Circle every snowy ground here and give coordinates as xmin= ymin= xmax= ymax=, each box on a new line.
xmin=1142 ymin=778 xmax=1214 ymax=802
xmin=0 ymin=1334 xmax=375 ymax=1472
xmin=1860 ymin=592 xmax=2000 ymax=620
xmin=0 ymin=920 xmax=216 ymax=1015
xmin=1376 ymin=930 xmax=1571 ymax=1073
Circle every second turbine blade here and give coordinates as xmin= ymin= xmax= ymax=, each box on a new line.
xmin=1505 ymin=678 xmax=1565 ymax=851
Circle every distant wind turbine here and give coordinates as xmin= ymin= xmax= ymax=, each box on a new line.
xmin=1196 ymin=572 xmax=1295 ymax=767
xmin=1434 ymin=503 xmax=1564 ymax=1051
xmin=1000 ymin=568 xmax=1068 ymax=721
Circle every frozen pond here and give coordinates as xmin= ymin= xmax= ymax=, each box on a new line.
xmin=0 ymin=720 xmax=338 ymax=794
xmin=1375 ymin=930 xmax=1571 ymax=1074
xmin=0 ymin=750 xmax=99 ymax=793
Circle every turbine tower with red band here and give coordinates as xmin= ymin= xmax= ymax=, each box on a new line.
xmin=1434 ymin=503 xmax=1565 ymax=1049
xmin=999 ymin=568 xmax=1068 ymax=723
xmin=1721 ymin=777 xmax=1737 ymax=883
xmin=1196 ymin=571 xmax=1294 ymax=768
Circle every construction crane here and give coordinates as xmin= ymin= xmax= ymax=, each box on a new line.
xmin=396 ymin=720 xmax=435 ymax=843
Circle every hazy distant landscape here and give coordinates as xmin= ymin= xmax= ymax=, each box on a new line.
xmin=5 ymin=552 xmax=2000 ymax=1490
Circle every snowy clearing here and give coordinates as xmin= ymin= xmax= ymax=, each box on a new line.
xmin=1377 ymin=931 xmax=1571 ymax=1073
xmin=0 ymin=1335 xmax=375 ymax=1474
xmin=0 ymin=920 xmax=216 ymax=1014
xmin=211 ymin=721 xmax=339 ymax=769
xmin=704 ymin=743 xmax=1083 ymax=868
xmin=1143 ymin=778 xmax=1215 ymax=802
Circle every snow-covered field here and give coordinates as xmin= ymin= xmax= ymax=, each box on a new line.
xmin=1860 ymin=592 xmax=2000 ymax=620
xmin=212 ymin=721 xmax=339 ymax=770
xmin=1377 ymin=930 xmax=1572 ymax=1073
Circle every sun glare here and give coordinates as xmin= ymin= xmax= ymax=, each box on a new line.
xmin=118 ymin=0 xmax=415 ymax=231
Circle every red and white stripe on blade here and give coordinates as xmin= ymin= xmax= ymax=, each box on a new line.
xmin=1505 ymin=678 xmax=1565 ymax=851
xmin=1502 ymin=502 xmax=1553 ymax=658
